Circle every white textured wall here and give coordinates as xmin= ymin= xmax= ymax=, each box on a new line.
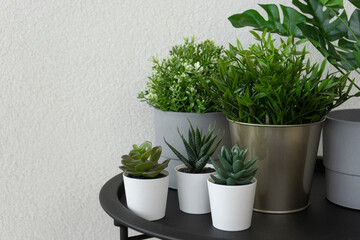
xmin=0 ymin=1 xmax=358 ymax=239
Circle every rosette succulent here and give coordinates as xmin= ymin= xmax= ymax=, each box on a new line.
xmin=210 ymin=145 xmax=258 ymax=185
xmin=120 ymin=141 xmax=170 ymax=178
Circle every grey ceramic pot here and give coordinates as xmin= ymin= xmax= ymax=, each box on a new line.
xmin=228 ymin=119 xmax=324 ymax=214
xmin=323 ymin=109 xmax=360 ymax=210
xmin=154 ymin=108 xmax=232 ymax=189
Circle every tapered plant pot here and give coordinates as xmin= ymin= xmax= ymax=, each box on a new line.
xmin=228 ymin=119 xmax=324 ymax=214
xmin=175 ymin=164 xmax=214 ymax=214
xmin=154 ymin=108 xmax=231 ymax=189
xmin=123 ymin=171 xmax=169 ymax=221
xmin=323 ymin=109 xmax=360 ymax=210
xmin=208 ymin=177 xmax=257 ymax=231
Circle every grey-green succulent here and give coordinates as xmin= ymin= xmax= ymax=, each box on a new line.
xmin=164 ymin=122 xmax=223 ymax=173
xmin=210 ymin=145 xmax=258 ymax=185
xmin=120 ymin=141 xmax=170 ymax=178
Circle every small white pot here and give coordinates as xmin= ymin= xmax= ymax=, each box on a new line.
xmin=123 ymin=171 xmax=169 ymax=221
xmin=175 ymin=164 xmax=214 ymax=214
xmin=208 ymin=177 xmax=257 ymax=231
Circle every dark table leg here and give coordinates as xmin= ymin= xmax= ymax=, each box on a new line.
xmin=114 ymin=221 xmax=154 ymax=240
xmin=120 ymin=225 xmax=129 ymax=240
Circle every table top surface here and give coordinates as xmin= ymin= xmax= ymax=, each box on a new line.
xmin=99 ymin=171 xmax=360 ymax=240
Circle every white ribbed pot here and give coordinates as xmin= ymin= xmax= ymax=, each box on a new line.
xmin=123 ymin=171 xmax=169 ymax=221
xmin=175 ymin=164 xmax=214 ymax=214
xmin=154 ymin=108 xmax=232 ymax=189
xmin=208 ymin=177 xmax=257 ymax=231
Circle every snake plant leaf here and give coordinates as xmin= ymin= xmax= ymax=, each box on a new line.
xmin=195 ymin=125 xmax=202 ymax=154
xmin=203 ymin=124 xmax=216 ymax=145
xmin=177 ymin=129 xmax=197 ymax=162
xmin=194 ymin=154 xmax=210 ymax=172
xmin=167 ymin=123 xmax=222 ymax=173
xmin=198 ymin=134 xmax=215 ymax=156
xmin=164 ymin=138 xmax=193 ymax=170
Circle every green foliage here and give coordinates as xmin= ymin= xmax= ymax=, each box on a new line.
xmin=138 ymin=36 xmax=223 ymax=113
xmin=164 ymin=122 xmax=223 ymax=173
xmin=120 ymin=141 xmax=170 ymax=178
xmin=210 ymin=145 xmax=258 ymax=185
xmin=228 ymin=0 xmax=360 ymax=77
xmin=207 ymin=31 xmax=355 ymax=125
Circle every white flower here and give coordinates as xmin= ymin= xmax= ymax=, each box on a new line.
xmin=194 ymin=62 xmax=200 ymax=70
xmin=184 ymin=62 xmax=193 ymax=71
xmin=146 ymin=93 xmax=157 ymax=100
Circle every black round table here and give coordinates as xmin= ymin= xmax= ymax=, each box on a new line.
xmin=99 ymin=169 xmax=360 ymax=240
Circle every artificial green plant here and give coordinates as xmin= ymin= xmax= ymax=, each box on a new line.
xmin=120 ymin=141 xmax=170 ymax=178
xmin=228 ymin=0 xmax=360 ymax=86
xmin=210 ymin=145 xmax=258 ymax=185
xmin=138 ymin=36 xmax=223 ymax=113
xmin=206 ymin=30 xmax=355 ymax=125
xmin=164 ymin=122 xmax=223 ymax=173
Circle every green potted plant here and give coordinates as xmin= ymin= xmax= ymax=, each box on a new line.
xmin=164 ymin=122 xmax=222 ymax=214
xmin=227 ymin=0 xmax=360 ymax=210
xmin=206 ymin=30 xmax=356 ymax=213
xmin=120 ymin=141 xmax=170 ymax=221
xmin=208 ymin=145 xmax=258 ymax=231
xmin=138 ymin=36 xmax=232 ymax=189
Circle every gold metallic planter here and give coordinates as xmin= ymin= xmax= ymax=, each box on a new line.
xmin=228 ymin=119 xmax=324 ymax=214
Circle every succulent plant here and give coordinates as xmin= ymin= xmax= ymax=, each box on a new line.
xmin=120 ymin=141 xmax=170 ymax=178
xmin=210 ymin=145 xmax=258 ymax=185
xmin=164 ymin=122 xmax=223 ymax=173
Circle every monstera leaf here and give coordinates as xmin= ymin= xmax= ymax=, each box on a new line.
xmin=229 ymin=0 xmax=360 ymax=73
